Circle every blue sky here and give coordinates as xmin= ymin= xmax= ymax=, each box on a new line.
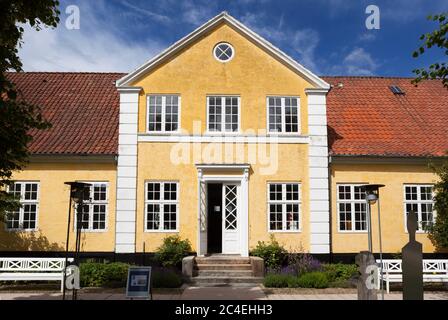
xmin=19 ymin=0 xmax=448 ymax=77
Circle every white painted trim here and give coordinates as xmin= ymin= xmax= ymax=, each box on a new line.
xmin=146 ymin=94 xmax=182 ymax=134
xmin=196 ymin=164 xmax=250 ymax=171
xmin=137 ymin=134 xmax=310 ymax=144
xmin=213 ymin=42 xmax=235 ymax=63
xmin=115 ymin=89 xmax=140 ymax=253
xmin=335 ymin=183 xmax=369 ymax=233
xmin=196 ymin=165 xmax=250 ymax=257
xmin=206 ymin=95 xmax=241 ymax=133
xmin=307 ymin=89 xmax=330 ymax=254
xmin=402 ymin=184 xmax=436 ymax=233
xmin=116 ymin=12 xmax=329 ymax=89
xmin=266 ymin=96 xmax=301 ymax=135
xmin=143 ymin=181 xmax=180 ymax=233
xmin=5 ymin=181 xmax=40 ymax=232
xmin=266 ymin=182 xmax=302 ymax=233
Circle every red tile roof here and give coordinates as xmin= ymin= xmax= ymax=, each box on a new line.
xmin=7 ymin=72 xmax=125 ymax=156
xmin=323 ymin=76 xmax=448 ymax=157
xmin=7 ymin=73 xmax=448 ymax=158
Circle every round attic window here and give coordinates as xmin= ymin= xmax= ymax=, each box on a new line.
xmin=213 ymin=42 xmax=234 ymax=62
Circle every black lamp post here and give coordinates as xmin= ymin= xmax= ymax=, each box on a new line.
xmin=63 ymin=181 xmax=91 ymax=300
xmin=360 ymin=183 xmax=385 ymax=299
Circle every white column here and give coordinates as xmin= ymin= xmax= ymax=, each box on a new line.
xmin=240 ymin=168 xmax=249 ymax=257
xmin=306 ymin=88 xmax=330 ymax=254
xmin=115 ymin=87 xmax=142 ymax=253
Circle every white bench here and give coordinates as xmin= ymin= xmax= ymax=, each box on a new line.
xmin=0 ymin=257 xmax=74 ymax=292
xmin=376 ymin=259 xmax=448 ymax=293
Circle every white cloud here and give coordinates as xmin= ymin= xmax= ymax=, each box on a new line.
xmin=240 ymin=12 xmax=320 ymax=72
xmin=18 ymin=2 xmax=165 ymax=72
xmin=358 ymin=32 xmax=377 ymax=42
xmin=120 ymin=1 xmax=171 ymax=24
xmin=342 ymin=47 xmax=379 ymax=75
xmin=291 ymin=29 xmax=320 ymax=72
xmin=181 ymin=0 xmax=218 ymax=26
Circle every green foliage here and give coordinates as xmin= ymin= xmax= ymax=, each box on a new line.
xmin=322 ymin=263 xmax=358 ymax=283
xmin=296 ymin=272 xmax=329 ymax=289
xmin=0 ymin=0 xmax=60 ymax=219
xmin=427 ymin=159 xmax=448 ymax=249
xmin=263 ymin=274 xmax=296 ymax=288
xmin=412 ymin=13 xmax=448 ymax=87
xmin=80 ymin=262 xmax=129 ymax=287
xmin=155 ymin=235 xmax=192 ymax=268
xmin=250 ymin=235 xmax=287 ymax=270
xmin=79 ymin=262 xmax=183 ymax=288
xmin=152 ymin=269 xmax=183 ymax=288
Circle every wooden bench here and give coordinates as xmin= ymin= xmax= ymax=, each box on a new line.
xmin=0 ymin=257 xmax=74 ymax=292
xmin=376 ymin=259 xmax=448 ymax=293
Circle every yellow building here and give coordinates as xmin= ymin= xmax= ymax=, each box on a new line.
xmin=2 ymin=13 xmax=447 ymax=260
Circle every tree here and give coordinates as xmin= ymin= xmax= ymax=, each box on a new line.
xmin=0 ymin=0 xmax=60 ymax=220
xmin=412 ymin=13 xmax=448 ymax=87
xmin=427 ymin=159 xmax=448 ymax=250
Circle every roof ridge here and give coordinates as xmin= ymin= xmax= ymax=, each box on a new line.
xmin=6 ymin=71 xmax=127 ymax=75
xmin=322 ymin=75 xmax=416 ymax=79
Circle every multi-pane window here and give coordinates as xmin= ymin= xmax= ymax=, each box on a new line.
xmin=6 ymin=182 xmax=39 ymax=230
xmin=268 ymin=183 xmax=300 ymax=231
xmin=76 ymin=182 xmax=108 ymax=231
xmin=145 ymin=182 xmax=179 ymax=231
xmin=337 ymin=185 xmax=367 ymax=231
xmin=207 ymin=96 xmax=239 ymax=132
xmin=147 ymin=95 xmax=180 ymax=132
xmin=267 ymin=97 xmax=300 ymax=133
xmin=404 ymin=185 xmax=435 ymax=231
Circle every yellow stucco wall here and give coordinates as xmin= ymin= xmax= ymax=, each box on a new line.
xmin=0 ymin=162 xmax=116 ymax=252
xmin=133 ymin=23 xmax=312 ymax=135
xmin=131 ymin=21 xmax=315 ymax=253
xmin=331 ymin=163 xmax=438 ymax=253
xmin=136 ymin=143 xmax=310 ymax=253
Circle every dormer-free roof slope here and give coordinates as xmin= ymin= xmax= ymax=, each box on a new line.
xmin=7 ymin=72 xmax=125 ymax=156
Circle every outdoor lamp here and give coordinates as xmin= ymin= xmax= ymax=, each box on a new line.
xmin=359 ymin=183 xmax=385 ymax=300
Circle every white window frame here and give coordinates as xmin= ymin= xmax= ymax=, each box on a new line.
xmin=5 ymin=181 xmax=40 ymax=231
xmin=206 ymin=95 xmax=241 ymax=134
xmin=266 ymin=96 xmax=301 ymax=135
xmin=403 ymin=184 xmax=435 ymax=233
xmin=336 ymin=184 xmax=368 ymax=233
xmin=74 ymin=182 xmax=109 ymax=233
xmin=213 ymin=42 xmax=235 ymax=63
xmin=146 ymin=95 xmax=181 ymax=134
xmin=144 ymin=181 xmax=179 ymax=232
xmin=267 ymin=182 xmax=301 ymax=233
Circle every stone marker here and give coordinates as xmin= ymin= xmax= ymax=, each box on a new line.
xmin=402 ymin=210 xmax=423 ymax=300
xmin=356 ymin=251 xmax=378 ymax=300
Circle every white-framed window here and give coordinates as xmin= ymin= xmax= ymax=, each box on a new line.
xmin=147 ymin=95 xmax=180 ymax=133
xmin=267 ymin=183 xmax=300 ymax=232
xmin=207 ymin=96 xmax=240 ymax=133
xmin=403 ymin=184 xmax=435 ymax=232
xmin=6 ymin=182 xmax=39 ymax=231
xmin=267 ymin=96 xmax=300 ymax=133
xmin=213 ymin=42 xmax=234 ymax=63
xmin=145 ymin=181 xmax=179 ymax=232
xmin=337 ymin=184 xmax=367 ymax=232
xmin=75 ymin=182 xmax=108 ymax=232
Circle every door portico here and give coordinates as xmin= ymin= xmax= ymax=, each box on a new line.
xmin=196 ymin=164 xmax=250 ymax=257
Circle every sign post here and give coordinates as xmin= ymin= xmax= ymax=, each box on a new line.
xmin=126 ymin=266 xmax=152 ymax=300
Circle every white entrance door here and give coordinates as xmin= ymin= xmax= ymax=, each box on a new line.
xmin=222 ymin=183 xmax=240 ymax=254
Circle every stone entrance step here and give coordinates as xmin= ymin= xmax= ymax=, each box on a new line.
xmin=195 ymin=263 xmax=253 ymax=270
xmin=190 ymin=276 xmax=264 ymax=287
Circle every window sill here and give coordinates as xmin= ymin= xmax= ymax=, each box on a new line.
xmin=144 ymin=230 xmax=179 ymax=233
xmin=268 ymin=230 xmax=301 ymax=234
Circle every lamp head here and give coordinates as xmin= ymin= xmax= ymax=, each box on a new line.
xmin=359 ymin=184 xmax=385 ymax=205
